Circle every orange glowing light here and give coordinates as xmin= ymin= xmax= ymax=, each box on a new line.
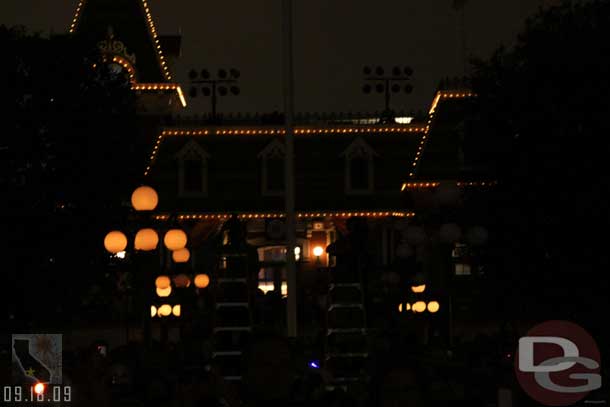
xmin=34 ymin=383 xmax=45 ymax=394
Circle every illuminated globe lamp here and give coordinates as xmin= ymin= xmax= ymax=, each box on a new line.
xmin=172 ymin=248 xmax=190 ymax=263
xmin=131 ymin=186 xmax=159 ymax=211
xmin=173 ymin=274 xmax=191 ymax=288
xmin=194 ymin=274 xmax=210 ymax=289
xmin=398 ymin=302 xmax=411 ymax=313
xmin=104 ymin=231 xmax=128 ymax=254
xmin=411 ymin=284 xmax=426 ymax=294
xmin=158 ymin=304 xmax=172 ymax=317
xmin=151 ymin=305 xmax=157 ymax=317
xmin=427 ymin=301 xmax=440 ymax=313
xmin=34 ymin=383 xmax=45 ymax=395
xmin=313 ymin=246 xmax=324 ymax=257
xmin=156 ymin=286 xmax=172 ymax=297
xmin=155 ymin=275 xmax=171 ymax=289
xmin=172 ymin=304 xmax=181 ymax=317
xmin=134 ymin=228 xmax=159 ymax=251
xmin=412 ymin=301 xmax=426 ymax=313
xmin=164 ymin=229 xmax=188 ymax=251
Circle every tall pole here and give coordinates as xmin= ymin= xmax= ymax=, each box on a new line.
xmin=211 ymin=82 xmax=217 ymax=121
xmin=282 ymin=0 xmax=298 ymax=338
xmin=453 ymin=0 xmax=468 ymax=77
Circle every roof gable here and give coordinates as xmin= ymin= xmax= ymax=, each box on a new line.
xmin=257 ymin=139 xmax=286 ymax=159
xmin=174 ymin=140 xmax=210 ymax=160
xmin=340 ymin=137 xmax=379 ymax=158
xmin=69 ymin=0 xmax=172 ymax=83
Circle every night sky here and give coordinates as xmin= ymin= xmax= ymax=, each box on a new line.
xmin=2 ymin=0 xmax=544 ymax=115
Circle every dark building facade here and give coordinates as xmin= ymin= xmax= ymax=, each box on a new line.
xmin=68 ymin=0 xmax=502 ymax=380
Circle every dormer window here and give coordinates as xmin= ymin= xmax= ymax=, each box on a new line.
xmin=175 ymin=140 xmax=209 ymax=197
xmin=258 ymin=139 xmax=285 ymax=196
xmin=341 ymin=137 xmax=377 ymax=194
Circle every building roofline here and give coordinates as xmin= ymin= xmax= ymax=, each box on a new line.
xmin=152 ymin=210 xmax=415 ymax=221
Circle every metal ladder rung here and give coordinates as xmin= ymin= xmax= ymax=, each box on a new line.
xmin=326 ymin=352 xmax=369 ymax=358
xmin=213 ymin=351 xmax=243 ymax=356
xmin=333 ymin=377 xmax=367 ymax=383
xmin=216 ymin=302 xmax=249 ymax=307
xmin=327 ymin=328 xmax=366 ymax=334
xmin=330 ymin=283 xmax=362 ymax=288
xmin=218 ymin=278 xmax=247 ymax=283
xmin=214 ymin=326 xmax=251 ymax=332
xmin=328 ymin=303 xmax=364 ymax=309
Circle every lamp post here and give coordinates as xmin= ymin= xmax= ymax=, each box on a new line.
xmin=283 ymin=0 xmax=298 ymax=338
xmin=188 ymin=68 xmax=241 ymax=122
xmin=362 ymin=65 xmax=414 ymax=123
xmin=104 ymin=186 xmax=189 ymax=348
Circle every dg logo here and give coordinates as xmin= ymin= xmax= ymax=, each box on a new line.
xmin=515 ymin=320 xmax=602 ymax=406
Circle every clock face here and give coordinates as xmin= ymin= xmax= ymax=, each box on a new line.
xmin=94 ymin=62 xmax=130 ymax=87
xmin=108 ymin=62 xmax=124 ymax=76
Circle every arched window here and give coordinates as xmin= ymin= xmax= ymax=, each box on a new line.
xmin=258 ymin=139 xmax=286 ymax=196
xmin=175 ymin=140 xmax=209 ymax=197
xmin=341 ymin=137 xmax=377 ymax=194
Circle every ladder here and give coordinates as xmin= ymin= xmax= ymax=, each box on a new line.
xmin=324 ymin=270 xmax=369 ymax=388
xmin=212 ymin=251 xmax=252 ymax=382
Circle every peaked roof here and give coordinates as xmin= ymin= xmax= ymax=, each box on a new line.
xmin=401 ymin=90 xmax=498 ymax=190
xmin=68 ymin=0 xmax=173 ymax=83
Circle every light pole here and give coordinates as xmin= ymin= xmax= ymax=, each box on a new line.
xmin=103 ymin=186 xmax=189 ymax=347
xmin=283 ymin=0 xmax=298 ymax=338
xmin=362 ymin=65 xmax=414 ymax=123
xmin=188 ymin=68 xmax=241 ymax=122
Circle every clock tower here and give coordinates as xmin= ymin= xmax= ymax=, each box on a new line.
xmin=68 ymin=0 xmax=186 ymax=114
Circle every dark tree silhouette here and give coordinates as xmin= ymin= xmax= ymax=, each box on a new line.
xmin=0 ymin=26 xmax=141 ymax=327
xmin=468 ymin=1 xmax=610 ymax=328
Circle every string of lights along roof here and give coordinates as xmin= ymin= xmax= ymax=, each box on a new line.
xmin=401 ymin=181 xmax=499 ymax=191
xmin=408 ymin=91 xmax=476 ymax=179
xmin=69 ymin=0 xmax=187 ymax=107
xmin=152 ymin=211 xmax=415 ymax=221
xmin=143 ymin=125 xmax=426 ymax=176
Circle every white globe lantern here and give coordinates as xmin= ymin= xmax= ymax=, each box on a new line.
xmin=104 ymin=231 xmax=128 ymax=254
xmin=172 ymin=304 xmax=181 ymax=317
xmin=411 ymin=284 xmax=426 ymax=294
xmin=427 ymin=301 xmax=440 ymax=313
xmin=131 ymin=186 xmax=158 ymax=211
xmin=155 ymin=275 xmax=171 ymax=289
xmin=194 ymin=274 xmax=210 ymax=289
xmin=172 ymin=248 xmax=190 ymax=263
xmin=164 ymin=229 xmax=188 ymax=251
xmin=439 ymin=223 xmax=461 ymax=243
xmin=158 ymin=304 xmax=172 ymax=317
xmin=405 ymin=226 xmax=426 ymax=246
xmin=173 ymin=274 xmax=191 ymax=288
xmin=156 ymin=286 xmax=171 ymax=297
xmin=412 ymin=301 xmax=426 ymax=313
xmin=467 ymin=226 xmax=489 ymax=246
xmin=134 ymin=228 xmax=159 ymax=251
